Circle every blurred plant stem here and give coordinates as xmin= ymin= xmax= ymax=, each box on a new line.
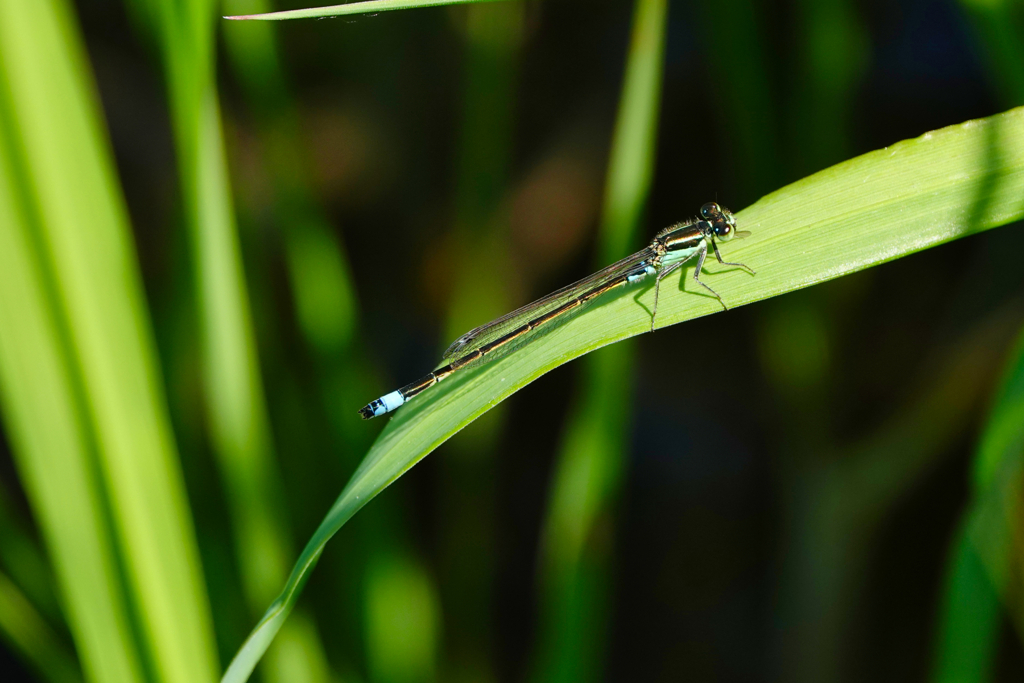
xmin=443 ymin=1 xmax=523 ymax=389
xmin=0 ymin=0 xmax=223 ymax=681
xmin=124 ymin=0 xmax=335 ymax=679
xmin=932 ymin=523 xmax=1002 ymax=683
xmin=532 ymin=1 xmax=666 ymax=680
xmin=774 ymin=306 xmax=1020 ymax=682
xmin=932 ymin=323 xmax=1024 ymax=682
xmin=439 ymin=3 xmax=524 ymax=681
xmin=757 ymin=0 xmax=867 ymax=443
xmin=0 ymin=99 xmax=143 ymax=683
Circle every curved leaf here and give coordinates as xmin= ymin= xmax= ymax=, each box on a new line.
xmin=224 ymin=107 xmax=1024 ymax=683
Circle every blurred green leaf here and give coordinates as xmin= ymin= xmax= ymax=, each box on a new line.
xmin=0 ymin=1 xmax=219 ymax=682
xmin=972 ymin=328 xmax=1024 ymax=493
xmin=932 ymin=523 xmax=1002 ymax=683
xmin=223 ymin=0 xmax=393 ymax=679
xmin=597 ymin=0 xmax=666 ymax=264
xmin=225 ymin=0 xmax=504 ymax=21
xmin=932 ymin=325 xmax=1024 ymax=682
xmin=225 ymin=106 xmax=1024 ymax=682
xmin=364 ymin=552 xmax=440 ymax=683
xmin=0 ymin=121 xmax=139 ymax=683
xmin=285 ymin=224 xmax=359 ymax=352
xmin=444 ymin=0 xmax=522 ymax=346
xmin=222 ymin=0 xmax=360 ymax=357
xmin=132 ymin=0 xmax=291 ymax=604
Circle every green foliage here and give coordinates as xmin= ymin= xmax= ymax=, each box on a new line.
xmin=0 ymin=1 xmax=218 ymax=681
xmin=224 ymin=106 xmax=1024 ymax=680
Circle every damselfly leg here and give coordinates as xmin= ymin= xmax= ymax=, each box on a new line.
xmin=711 ymin=239 xmax=756 ymax=274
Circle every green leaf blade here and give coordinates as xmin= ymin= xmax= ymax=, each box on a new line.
xmin=225 ymin=107 xmax=1024 ymax=682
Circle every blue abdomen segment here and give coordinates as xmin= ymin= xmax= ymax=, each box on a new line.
xmin=359 ymin=389 xmax=406 ymax=419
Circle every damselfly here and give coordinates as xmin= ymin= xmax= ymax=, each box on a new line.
xmin=359 ymin=201 xmax=754 ymax=419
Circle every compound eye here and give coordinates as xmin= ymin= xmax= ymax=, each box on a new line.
xmin=714 ymin=222 xmax=733 ymax=239
xmin=700 ymin=202 xmax=721 ymax=220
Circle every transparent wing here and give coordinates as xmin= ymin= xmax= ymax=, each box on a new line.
xmin=441 ymin=246 xmax=657 ymax=365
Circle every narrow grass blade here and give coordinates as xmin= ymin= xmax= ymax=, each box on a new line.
xmin=0 ymin=0 xmax=219 ymax=681
xmin=534 ymin=0 xmax=666 ymax=680
xmin=225 ymin=104 xmax=1024 ymax=681
xmin=225 ymin=0 xmax=504 ymax=21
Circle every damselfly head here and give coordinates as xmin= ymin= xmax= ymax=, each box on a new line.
xmin=706 ymin=204 xmax=739 ymax=241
